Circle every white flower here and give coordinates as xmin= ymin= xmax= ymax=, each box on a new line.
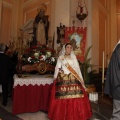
xmin=34 ymin=52 xmax=39 ymax=58
xmin=51 ymin=57 xmax=55 ymax=62
xmin=40 ymin=55 xmax=46 ymax=61
xmin=46 ymin=51 xmax=51 ymax=57
xmin=87 ymin=67 xmax=91 ymax=73
xmin=28 ymin=57 xmax=32 ymax=62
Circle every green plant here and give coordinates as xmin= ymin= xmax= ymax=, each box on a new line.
xmin=79 ymin=45 xmax=96 ymax=84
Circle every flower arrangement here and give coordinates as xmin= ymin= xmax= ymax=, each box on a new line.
xmin=22 ymin=43 xmax=56 ymax=65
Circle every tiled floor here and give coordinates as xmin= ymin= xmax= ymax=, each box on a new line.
xmin=91 ymin=95 xmax=113 ymax=119
xmin=0 ymin=93 xmax=113 ymax=120
xmin=0 ymin=106 xmax=22 ymax=120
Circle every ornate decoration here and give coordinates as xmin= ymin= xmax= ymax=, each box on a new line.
xmin=37 ymin=3 xmax=47 ymax=13
xmin=76 ymin=0 xmax=88 ymax=23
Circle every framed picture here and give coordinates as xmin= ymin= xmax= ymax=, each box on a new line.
xmin=65 ymin=27 xmax=87 ymax=62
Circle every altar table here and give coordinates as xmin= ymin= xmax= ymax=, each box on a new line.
xmin=12 ymin=74 xmax=53 ymax=115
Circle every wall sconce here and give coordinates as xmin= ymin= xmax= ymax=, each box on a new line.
xmin=76 ymin=0 xmax=88 ymax=23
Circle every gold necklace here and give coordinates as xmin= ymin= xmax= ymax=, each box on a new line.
xmin=65 ymin=53 xmax=70 ymax=56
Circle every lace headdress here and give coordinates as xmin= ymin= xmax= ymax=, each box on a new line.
xmin=59 ymin=43 xmax=76 ymax=59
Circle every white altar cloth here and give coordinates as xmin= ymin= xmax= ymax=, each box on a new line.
xmin=13 ymin=74 xmax=54 ymax=87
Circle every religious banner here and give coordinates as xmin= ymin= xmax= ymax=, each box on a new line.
xmin=65 ymin=27 xmax=87 ymax=62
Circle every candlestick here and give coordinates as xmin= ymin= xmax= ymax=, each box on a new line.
xmin=102 ymin=51 xmax=105 ymax=83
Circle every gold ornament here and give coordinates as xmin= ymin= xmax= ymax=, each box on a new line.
xmin=37 ymin=3 xmax=47 ymax=13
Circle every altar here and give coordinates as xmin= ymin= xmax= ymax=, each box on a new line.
xmin=12 ymin=74 xmax=53 ymax=115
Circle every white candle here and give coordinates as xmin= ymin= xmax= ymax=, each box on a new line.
xmin=102 ymin=51 xmax=105 ymax=83
xmin=95 ymin=92 xmax=98 ymax=101
xmin=89 ymin=92 xmax=98 ymax=101
xmin=93 ymin=93 xmax=96 ymax=101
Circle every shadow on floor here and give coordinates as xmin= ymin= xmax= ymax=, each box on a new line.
xmin=0 ymin=106 xmax=22 ymax=120
xmin=90 ymin=94 xmax=113 ymax=120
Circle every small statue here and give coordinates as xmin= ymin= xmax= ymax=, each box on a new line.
xmin=57 ymin=23 xmax=65 ymax=44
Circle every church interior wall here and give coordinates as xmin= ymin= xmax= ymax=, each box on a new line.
xmin=99 ymin=0 xmax=106 ymax=6
xmin=0 ymin=0 xmax=12 ymax=45
xmin=98 ymin=0 xmax=108 ymax=68
xmin=117 ymin=0 xmax=120 ymax=40
xmin=3 ymin=0 xmax=13 ymax=4
xmin=0 ymin=0 xmax=119 ymax=72
xmin=98 ymin=9 xmax=106 ymax=68
xmin=23 ymin=0 xmax=29 ymax=3
xmin=91 ymin=0 xmax=118 ymax=70
xmin=91 ymin=0 xmax=99 ymax=72
xmin=53 ymin=0 xmax=71 ymax=50
xmin=109 ymin=0 xmax=117 ymax=57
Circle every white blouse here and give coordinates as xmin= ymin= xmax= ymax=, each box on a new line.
xmin=54 ymin=55 xmax=83 ymax=81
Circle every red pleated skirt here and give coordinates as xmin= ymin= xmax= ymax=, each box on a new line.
xmin=48 ymin=81 xmax=92 ymax=120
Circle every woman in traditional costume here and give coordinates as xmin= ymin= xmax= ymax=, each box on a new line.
xmin=48 ymin=43 xmax=92 ymax=120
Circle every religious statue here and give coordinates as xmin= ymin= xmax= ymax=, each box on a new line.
xmin=31 ymin=3 xmax=49 ymax=46
xmin=57 ymin=23 xmax=65 ymax=47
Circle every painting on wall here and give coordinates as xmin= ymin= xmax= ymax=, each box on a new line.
xmin=65 ymin=27 xmax=87 ymax=62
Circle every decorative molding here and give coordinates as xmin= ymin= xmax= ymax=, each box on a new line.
xmin=24 ymin=6 xmax=37 ymax=23
xmin=23 ymin=0 xmax=50 ymax=8
xmin=3 ymin=1 xmax=12 ymax=8
xmin=23 ymin=0 xmax=39 ymax=8
xmin=20 ymin=18 xmax=34 ymax=31
xmin=105 ymin=0 xmax=107 ymax=7
xmin=98 ymin=2 xmax=109 ymax=16
xmin=23 ymin=1 xmax=50 ymax=23
xmin=99 ymin=0 xmax=107 ymax=8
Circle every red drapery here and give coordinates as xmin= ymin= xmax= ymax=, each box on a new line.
xmin=65 ymin=27 xmax=87 ymax=62
xmin=12 ymin=84 xmax=53 ymax=115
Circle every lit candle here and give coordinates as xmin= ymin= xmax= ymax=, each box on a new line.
xmin=102 ymin=51 xmax=105 ymax=83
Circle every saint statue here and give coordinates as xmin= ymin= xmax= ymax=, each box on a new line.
xmin=32 ymin=3 xmax=49 ymax=46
